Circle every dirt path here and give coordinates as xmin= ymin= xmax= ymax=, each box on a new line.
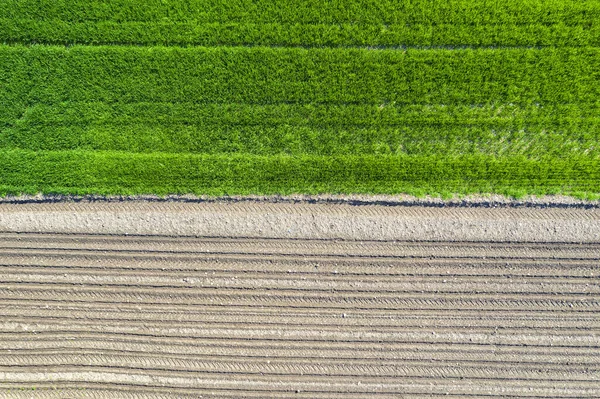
xmin=0 ymin=201 xmax=599 ymax=241
xmin=0 ymin=202 xmax=598 ymax=397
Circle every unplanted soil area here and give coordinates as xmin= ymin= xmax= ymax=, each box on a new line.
xmin=0 ymin=201 xmax=598 ymax=397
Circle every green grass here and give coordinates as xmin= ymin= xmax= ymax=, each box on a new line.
xmin=5 ymin=102 xmax=600 ymax=158
xmin=2 ymin=0 xmax=599 ymax=46
xmin=0 ymin=150 xmax=598 ymax=199
xmin=4 ymin=46 xmax=598 ymax=105
xmin=0 ymin=1 xmax=599 ymax=198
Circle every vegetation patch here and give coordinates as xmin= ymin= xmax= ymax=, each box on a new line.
xmin=0 ymin=1 xmax=598 ymax=197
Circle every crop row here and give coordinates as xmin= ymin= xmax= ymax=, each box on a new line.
xmin=2 ymin=123 xmax=598 ymax=158
xmin=2 ymin=20 xmax=598 ymax=47
xmin=8 ymin=102 xmax=600 ymax=127
xmin=4 ymin=0 xmax=599 ymax=25
xmin=0 ymin=150 xmax=598 ymax=198
xmin=4 ymin=102 xmax=599 ymax=158
xmin=1 ymin=46 xmax=598 ymax=106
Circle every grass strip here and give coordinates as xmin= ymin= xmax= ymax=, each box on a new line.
xmin=0 ymin=150 xmax=598 ymax=199
xmin=4 ymin=0 xmax=598 ymax=25
xmin=3 ymin=123 xmax=599 ymax=159
xmin=11 ymin=102 xmax=600 ymax=127
xmin=2 ymin=0 xmax=599 ymax=46
xmin=1 ymin=45 xmax=598 ymax=105
xmin=2 ymin=20 xmax=598 ymax=47
xmin=4 ymin=101 xmax=598 ymax=158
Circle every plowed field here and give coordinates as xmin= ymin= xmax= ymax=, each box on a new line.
xmin=0 ymin=201 xmax=598 ymax=397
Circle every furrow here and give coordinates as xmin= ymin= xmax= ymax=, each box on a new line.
xmin=0 ymin=375 xmax=598 ymax=397
xmin=1 ymin=285 xmax=598 ymax=312
xmin=1 ymin=304 xmax=598 ymax=330
xmin=2 ymin=320 xmax=599 ymax=347
xmin=1 ymin=234 xmax=599 ymax=259
xmin=2 ymin=271 xmax=599 ymax=296
xmin=1 ymin=354 xmax=598 ymax=382
xmin=2 ymin=333 xmax=599 ymax=358
xmin=3 ymin=346 xmax=599 ymax=367
xmin=1 ymin=253 xmax=598 ymax=279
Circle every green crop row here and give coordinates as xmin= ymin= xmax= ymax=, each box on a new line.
xmin=4 ymin=0 xmax=599 ymax=25
xmin=3 ymin=123 xmax=598 ymax=158
xmin=4 ymin=101 xmax=599 ymax=158
xmin=10 ymin=102 xmax=600 ymax=128
xmin=2 ymin=20 xmax=598 ymax=47
xmin=1 ymin=46 xmax=598 ymax=106
xmin=2 ymin=1 xmax=599 ymax=46
xmin=0 ymin=150 xmax=598 ymax=199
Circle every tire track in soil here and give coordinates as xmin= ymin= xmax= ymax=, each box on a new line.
xmin=0 ymin=203 xmax=598 ymax=397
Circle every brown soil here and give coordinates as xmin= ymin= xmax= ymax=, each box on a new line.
xmin=0 ymin=202 xmax=598 ymax=397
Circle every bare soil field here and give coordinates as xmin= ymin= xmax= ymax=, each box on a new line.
xmin=0 ymin=201 xmax=598 ymax=398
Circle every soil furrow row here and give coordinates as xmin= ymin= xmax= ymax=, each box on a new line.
xmin=0 ymin=204 xmax=598 ymax=396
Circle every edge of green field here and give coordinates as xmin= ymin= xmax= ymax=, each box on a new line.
xmin=1 ymin=1 xmax=599 ymax=199
xmin=0 ymin=150 xmax=598 ymax=200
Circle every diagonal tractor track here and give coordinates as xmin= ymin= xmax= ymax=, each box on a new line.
xmin=0 ymin=201 xmax=598 ymax=398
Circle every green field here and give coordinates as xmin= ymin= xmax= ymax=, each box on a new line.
xmin=1 ymin=1 xmax=599 ymax=197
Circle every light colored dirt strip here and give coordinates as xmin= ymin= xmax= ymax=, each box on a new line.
xmin=0 ymin=204 xmax=599 ymax=397
xmin=1 ymin=234 xmax=600 ymax=258
xmin=1 ymin=381 xmax=598 ymax=399
xmin=1 ymin=253 xmax=597 ymax=277
xmin=0 ymin=201 xmax=598 ymax=242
